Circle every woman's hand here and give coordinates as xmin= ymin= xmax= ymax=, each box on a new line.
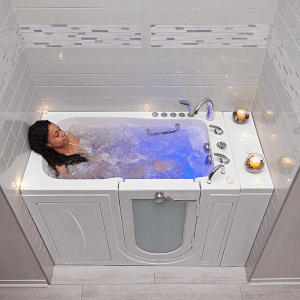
xmin=56 ymin=165 xmax=68 ymax=176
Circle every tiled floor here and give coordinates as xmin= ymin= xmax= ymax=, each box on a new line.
xmin=1 ymin=266 xmax=300 ymax=299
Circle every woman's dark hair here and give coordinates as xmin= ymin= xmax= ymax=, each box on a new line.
xmin=28 ymin=120 xmax=88 ymax=177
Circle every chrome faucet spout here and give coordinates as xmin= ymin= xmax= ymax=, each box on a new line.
xmin=193 ymin=98 xmax=214 ymax=121
xmin=207 ymin=164 xmax=225 ymax=184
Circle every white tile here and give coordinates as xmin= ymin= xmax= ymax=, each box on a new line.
xmin=52 ymin=266 xmax=154 ymax=284
xmin=44 ymin=86 xmax=74 ymax=98
xmin=57 ymin=0 xmax=92 ymax=8
xmin=249 ymin=9 xmax=276 ymax=24
xmin=73 ymin=86 xmax=103 ymax=98
xmin=75 ymin=8 xmax=110 ymax=24
xmin=69 ymin=61 xmax=99 ymax=73
xmin=190 ymin=86 xmax=221 ymax=98
xmin=277 ymin=0 xmax=288 ymax=18
xmin=14 ymin=8 xmax=43 ymax=24
xmin=0 ymin=285 xmax=82 ymax=300
xmin=155 ymin=267 xmax=246 ymax=283
xmin=240 ymin=283 xmax=300 ymax=299
xmin=215 ymin=10 xmax=250 ymax=24
xmin=56 ymin=75 xmax=87 ymax=86
xmin=48 ymin=48 xmax=83 ymax=61
xmin=91 ymin=0 xmax=140 ymax=8
xmin=40 ymin=8 xmax=77 ymax=24
xmin=150 ymin=86 xmax=191 ymax=98
xmin=210 ymin=48 xmax=242 ymax=61
xmin=235 ymin=0 xmax=270 ymax=8
xmin=130 ymin=87 xmax=143 ymax=97
xmin=241 ymin=48 xmax=266 ymax=61
xmin=207 ymin=74 xmax=236 ymax=86
xmin=115 ymin=74 xmax=143 ymax=86
xmin=151 ymin=74 xmax=207 ymax=86
xmin=82 ymin=284 xmax=242 ymax=300
xmin=25 ymin=48 xmax=51 ymax=61
xmin=117 ymin=98 xmax=144 ymax=111
xmin=223 ymin=61 xmax=255 ymax=74
xmin=81 ymin=48 xmax=114 ymax=60
xmin=236 ymin=74 xmax=260 ymax=85
xmin=20 ymin=0 xmax=56 ymax=7
xmin=89 ymin=97 xmax=119 ymax=110
xmin=102 ymin=86 xmax=131 ymax=97
xmin=99 ymin=61 xmax=130 ymax=73
xmin=113 ymin=48 xmax=142 ymax=60
xmin=253 ymin=62 xmax=263 ymax=73
xmin=110 ymin=9 xmax=140 ymax=25
xmin=37 ymin=61 xmax=69 ymax=74
xmin=28 ymin=61 xmax=40 ymax=74
xmin=151 ymin=9 xmax=217 ymax=25
xmin=10 ymin=0 xmax=21 ymax=7
xmin=129 ymin=61 xmax=143 ymax=73
xmin=85 ymin=74 xmax=116 ymax=86
xmin=219 ymin=86 xmax=250 ymax=98
xmin=269 ymin=0 xmax=279 ymax=9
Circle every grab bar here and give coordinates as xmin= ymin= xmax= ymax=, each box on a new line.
xmin=147 ymin=123 xmax=180 ymax=135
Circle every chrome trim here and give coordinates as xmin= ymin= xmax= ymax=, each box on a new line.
xmin=207 ymin=165 xmax=226 ymax=184
xmin=147 ymin=123 xmax=180 ymax=135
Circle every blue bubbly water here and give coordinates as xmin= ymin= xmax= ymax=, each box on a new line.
xmin=47 ymin=123 xmax=214 ymax=180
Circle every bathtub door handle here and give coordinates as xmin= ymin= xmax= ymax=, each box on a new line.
xmin=155 ymin=192 xmax=196 ymax=203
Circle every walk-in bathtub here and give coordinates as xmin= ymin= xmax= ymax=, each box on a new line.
xmin=21 ymin=112 xmax=273 ymax=267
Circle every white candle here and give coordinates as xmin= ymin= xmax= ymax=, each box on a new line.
xmin=237 ymin=109 xmax=247 ymax=119
xmin=249 ymin=156 xmax=260 ymax=167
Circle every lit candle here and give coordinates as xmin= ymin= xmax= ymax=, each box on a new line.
xmin=245 ymin=148 xmax=252 ymax=154
xmin=281 ymin=157 xmax=293 ymax=167
xmin=254 ymin=178 xmax=261 ymax=185
xmin=249 ymin=156 xmax=261 ymax=168
xmin=237 ymin=109 xmax=247 ymax=119
xmin=226 ymin=177 xmax=234 ymax=184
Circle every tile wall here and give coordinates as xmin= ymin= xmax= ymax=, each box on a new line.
xmin=0 ymin=0 xmax=53 ymax=282
xmin=11 ymin=0 xmax=277 ymax=113
xmin=246 ymin=0 xmax=300 ymax=280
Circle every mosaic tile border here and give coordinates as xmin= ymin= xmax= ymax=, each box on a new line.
xmin=20 ymin=25 xmax=142 ymax=48
xmin=268 ymin=28 xmax=300 ymax=117
xmin=0 ymin=27 xmax=24 ymax=102
xmin=151 ymin=24 xmax=270 ymax=48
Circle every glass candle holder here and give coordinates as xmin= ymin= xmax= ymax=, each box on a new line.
xmin=233 ymin=107 xmax=250 ymax=124
xmin=245 ymin=153 xmax=265 ymax=173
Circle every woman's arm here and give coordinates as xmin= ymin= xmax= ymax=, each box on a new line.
xmin=56 ymin=165 xmax=68 ymax=176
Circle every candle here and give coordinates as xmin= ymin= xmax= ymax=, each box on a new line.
xmin=249 ymin=156 xmax=261 ymax=167
xmin=237 ymin=109 xmax=247 ymax=119
xmin=281 ymin=157 xmax=293 ymax=167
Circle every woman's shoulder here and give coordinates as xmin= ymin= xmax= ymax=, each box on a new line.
xmin=67 ymin=133 xmax=79 ymax=144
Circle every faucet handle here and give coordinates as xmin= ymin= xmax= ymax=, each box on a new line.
xmin=214 ymin=153 xmax=230 ymax=164
xmin=209 ymin=125 xmax=224 ymax=135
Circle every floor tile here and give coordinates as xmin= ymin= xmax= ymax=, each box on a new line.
xmin=0 ymin=285 xmax=82 ymax=300
xmin=154 ymin=266 xmax=247 ymax=284
xmin=51 ymin=266 xmax=154 ymax=285
xmin=240 ymin=283 xmax=300 ymax=299
xmin=82 ymin=284 xmax=243 ymax=300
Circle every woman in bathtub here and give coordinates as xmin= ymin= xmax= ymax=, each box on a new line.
xmin=28 ymin=120 xmax=174 ymax=178
xmin=28 ymin=120 xmax=88 ymax=177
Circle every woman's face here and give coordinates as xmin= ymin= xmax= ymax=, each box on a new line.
xmin=46 ymin=123 xmax=69 ymax=149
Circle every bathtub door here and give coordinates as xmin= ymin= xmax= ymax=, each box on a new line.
xmin=119 ymin=180 xmax=200 ymax=260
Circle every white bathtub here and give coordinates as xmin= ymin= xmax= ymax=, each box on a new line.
xmin=21 ymin=111 xmax=273 ymax=266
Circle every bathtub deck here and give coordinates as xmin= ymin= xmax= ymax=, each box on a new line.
xmin=1 ymin=266 xmax=300 ymax=299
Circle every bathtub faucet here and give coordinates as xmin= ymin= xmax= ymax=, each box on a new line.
xmin=193 ymin=98 xmax=214 ymax=121
xmin=207 ymin=164 xmax=225 ymax=184
xmin=179 ymin=98 xmax=214 ymax=120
